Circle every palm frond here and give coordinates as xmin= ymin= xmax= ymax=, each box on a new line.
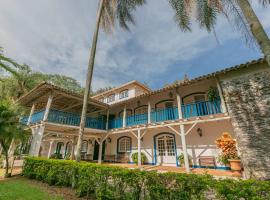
xmin=100 ymin=0 xmax=146 ymax=33
xmin=169 ymin=0 xmax=192 ymax=32
xmin=221 ymin=0 xmax=256 ymax=47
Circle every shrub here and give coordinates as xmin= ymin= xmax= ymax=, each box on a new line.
xmin=22 ymin=157 xmax=270 ymax=200
xmin=49 ymin=153 xmax=62 ymax=159
xmin=177 ymin=153 xmax=192 ymax=166
xmin=131 ymin=152 xmax=147 ymax=164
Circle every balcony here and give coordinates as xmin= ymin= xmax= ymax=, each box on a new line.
xmin=21 ymin=100 xmax=221 ymax=130
xmin=109 ymin=100 xmax=221 ymax=129
xmin=21 ymin=109 xmax=106 ymax=130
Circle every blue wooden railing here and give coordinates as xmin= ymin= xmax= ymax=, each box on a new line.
xmin=182 ymin=100 xmax=221 ymax=118
xmin=21 ymin=100 xmax=221 ymax=130
xmin=127 ymin=113 xmax=148 ymax=127
xmin=151 ymin=107 xmax=179 ymax=123
xmin=108 ymin=117 xmax=123 ymax=129
xmin=21 ymin=109 xmax=106 ymax=130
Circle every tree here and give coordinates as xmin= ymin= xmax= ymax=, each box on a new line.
xmin=76 ymin=0 xmax=145 ymax=162
xmin=0 ymin=100 xmax=27 ymax=177
xmin=168 ymin=0 xmax=270 ymax=66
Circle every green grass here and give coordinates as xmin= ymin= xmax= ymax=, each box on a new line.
xmin=0 ymin=178 xmax=63 ymax=200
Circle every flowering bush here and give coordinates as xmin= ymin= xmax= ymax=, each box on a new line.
xmin=215 ymin=132 xmax=239 ymax=165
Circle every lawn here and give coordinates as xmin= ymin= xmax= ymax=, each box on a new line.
xmin=0 ymin=178 xmax=64 ymax=200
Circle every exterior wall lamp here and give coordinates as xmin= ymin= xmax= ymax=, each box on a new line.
xmin=107 ymin=137 xmax=112 ymax=143
xmin=197 ymin=128 xmax=203 ymax=137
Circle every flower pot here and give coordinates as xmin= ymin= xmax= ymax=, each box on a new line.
xmin=229 ymin=159 xmax=241 ymax=171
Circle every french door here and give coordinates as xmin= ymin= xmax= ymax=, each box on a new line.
xmin=156 ymin=134 xmax=176 ymax=165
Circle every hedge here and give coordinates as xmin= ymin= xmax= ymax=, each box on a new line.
xmin=22 ymin=157 xmax=270 ymax=200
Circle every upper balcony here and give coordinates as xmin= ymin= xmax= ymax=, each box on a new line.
xmin=21 ymin=109 xmax=106 ymax=130
xmin=109 ymin=99 xmax=221 ymax=129
xmin=21 ymin=99 xmax=222 ymax=130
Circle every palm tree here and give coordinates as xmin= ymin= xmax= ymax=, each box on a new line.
xmin=168 ymin=0 xmax=270 ymax=66
xmin=75 ymin=0 xmax=145 ymax=161
xmin=0 ymin=47 xmax=27 ymax=99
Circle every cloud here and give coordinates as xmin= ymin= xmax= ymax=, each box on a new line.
xmin=0 ymin=0 xmax=269 ymax=90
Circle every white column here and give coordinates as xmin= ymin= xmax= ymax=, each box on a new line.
xmin=29 ymin=125 xmax=45 ymax=157
xmin=176 ymin=88 xmax=190 ymax=172
xmin=98 ymin=139 xmax=103 ymax=164
xmin=47 ymin=141 xmax=54 ymax=158
xmin=106 ymin=109 xmax=110 ymax=130
xmin=27 ymin=103 xmax=36 ymax=125
xmin=137 ymin=129 xmax=141 ymax=169
xmin=123 ymin=105 xmax=127 ymax=128
xmin=43 ymin=94 xmax=53 ymax=121
xmin=148 ymin=100 xmax=151 ymax=124
xmin=216 ymin=78 xmax=227 ymax=113
xmin=71 ymin=137 xmax=76 ymax=160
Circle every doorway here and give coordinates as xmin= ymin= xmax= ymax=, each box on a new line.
xmin=93 ymin=140 xmax=106 ymax=160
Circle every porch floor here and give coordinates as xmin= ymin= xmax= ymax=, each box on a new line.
xmin=104 ymin=163 xmax=242 ymax=178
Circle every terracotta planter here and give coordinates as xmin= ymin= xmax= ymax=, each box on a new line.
xmin=229 ymin=159 xmax=241 ymax=171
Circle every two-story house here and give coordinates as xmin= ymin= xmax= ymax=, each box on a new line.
xmin=18 ymin=58 xmax=270 ymax=177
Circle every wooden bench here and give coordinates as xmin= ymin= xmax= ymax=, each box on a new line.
xmin=198 ymin=156 xmax=216 ymax=168
xmin=104 ymin=155 xmax=116 ymax=162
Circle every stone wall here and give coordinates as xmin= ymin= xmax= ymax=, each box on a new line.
xmin=220 ymin=69 xmax=270 ymax=180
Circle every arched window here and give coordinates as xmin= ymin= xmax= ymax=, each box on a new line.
xmin=55 ymin=142 xmax=64 ymax=154
xmin=81 ymin=140 xmax=88 ymax=153
xmin=118 ymin=137 xmax=131 ymax=153
xmin=65 ymin=142 xmax=72 ymax=157
xmin=134 ymin=105 xmax=148 ymax=115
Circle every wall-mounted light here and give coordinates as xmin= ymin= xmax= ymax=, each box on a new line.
xmin=141 ymin=137 xmax=143 ymax=142
xmin=107 ymin=137 xmax=111 ymax=143
xmin=137 ymin=100 xmax=141 ymax=107
xmin=197 ymin=128 xmax=203 ymax=137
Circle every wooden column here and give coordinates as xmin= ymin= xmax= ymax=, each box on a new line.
xmin=106 ymin=109 xmax=110 ymax=130
xmin=47 ymin=141 xmax=54 ymax=159
xmin=123 ymin=105 xmax=127 ymax=128
xmin=148 ymin=100 xmax=151 ymax=124
xmin=43 ymin=94 xmax=53 ymax=121
xmin=176 ymin=88 xmax=190 ymax=172
xmin=27 ymin=103 xmax=36 ymax=125
xmin=216 ymin=78 xmax=227 ymax=113
xmin=137 ymin=129 xmax=142 ymax=169
xmin=98 ymin=139 xmax=103 ymax=164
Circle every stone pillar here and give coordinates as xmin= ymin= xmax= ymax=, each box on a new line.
xmin=27 ymin=103 xmax=36 ymax=125
xmin=98 ymin=139 xmax=103 ymax=164
xmin=220 ymin=70 xmax=270 ymax=180
xmin=106 ymin=109 xmax=110 ymax=130
xmin=43 ymin=94 xmax=53 ymax=121
xmin=47 ymin=141 xmax=54 ymax=159
xmin=216 ymin=78 xmax=227 ymax=113
xmin=29 ymin=125 xmax=45 ymax=157
xmin=137 ymin=129 xmax=142 ymax=169
xmin=176 ymin=88 xmax=190 ymax=172
xmin=148 ymin=100 xmax=151 ymax=124
xmin=123 ymin=105 xmax=127 ymax=128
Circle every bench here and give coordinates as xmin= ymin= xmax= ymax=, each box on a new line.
xmin=198 ymin=156 xmax=216 ymax=168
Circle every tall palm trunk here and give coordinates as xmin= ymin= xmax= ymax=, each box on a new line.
xmin=237 ymin=0 xmax=270 ymax=66
xmin=75 ymin=0 xmax=105 ymax=162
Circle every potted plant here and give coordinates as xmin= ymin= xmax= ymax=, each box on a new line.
xmin=216 ymin=132 xmax=241 ymax=171
xmin=177 ymin=153 xmax=192 ymax=168
xmin=132 ymin=152 xmax=147 ymax=165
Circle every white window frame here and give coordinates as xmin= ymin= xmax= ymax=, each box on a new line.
xmin=107 ymin=94 xmax=115 ymax=103
xmin=119 ymin=90 xmax=129 ymax=99
xmin=118 ymin=137 xmax=131 ymax=153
